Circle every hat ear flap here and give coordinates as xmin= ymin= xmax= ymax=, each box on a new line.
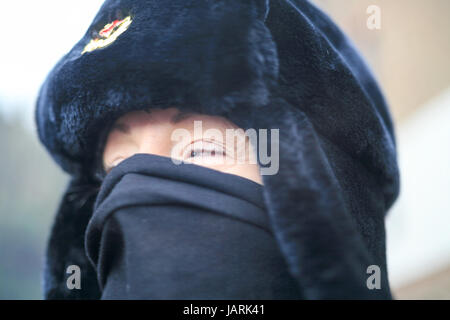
xmin=44 ymin=176 xmax=101 ymax=299
xmin=250 ymin=101 xmax=391 ymax=299
xmin=264 ymin=0 xmax=399 ymax=210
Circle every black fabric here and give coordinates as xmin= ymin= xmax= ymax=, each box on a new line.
xmin=35 ymin=0 xmax=400 ymax=299
xmin=44 ymin=176 xmax=101 ymax=299
xmin=85 ymin=153 xmax=303 ymax=299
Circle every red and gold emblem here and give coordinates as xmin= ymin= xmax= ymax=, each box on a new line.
xmin=82 ymin=16 xmax=132 ymax=54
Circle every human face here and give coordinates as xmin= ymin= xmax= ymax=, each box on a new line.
xmin=102 ymin=108 xmax=262 ymax=184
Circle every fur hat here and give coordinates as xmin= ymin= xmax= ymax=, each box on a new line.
xmin=36 ymin=0 xmax=400 ymax=299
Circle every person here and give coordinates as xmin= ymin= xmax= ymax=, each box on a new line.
xmin=36 ymin=0 xmax=400 ymax=299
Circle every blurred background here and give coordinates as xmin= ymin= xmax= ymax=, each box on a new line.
xmin=0 ymin=0 xmax=449 ymax=299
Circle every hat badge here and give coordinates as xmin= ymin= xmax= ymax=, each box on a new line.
xmin=82 ymin=16 xmax=132 ymax=54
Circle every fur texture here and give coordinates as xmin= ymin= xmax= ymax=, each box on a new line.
xmin=36 ymin=0 xmax=400 ymax=299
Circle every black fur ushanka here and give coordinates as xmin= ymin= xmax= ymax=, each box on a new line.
xmin=35 ymin=0 xmax=400 ymax=299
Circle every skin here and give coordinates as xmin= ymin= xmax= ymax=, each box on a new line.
xmin=102 ymin=107 xmax=263 ymax=184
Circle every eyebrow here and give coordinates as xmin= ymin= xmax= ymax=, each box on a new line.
xmin=111 ymin=122 xmax=131 ymax=134
xmin=111 ymin=110 xmax=197 ymax=134
xmin=171 ymin=110 xmax=196 ymax=123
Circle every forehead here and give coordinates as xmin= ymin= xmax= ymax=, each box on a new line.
xmin=111 ymin=109 xmax=236 ymax=134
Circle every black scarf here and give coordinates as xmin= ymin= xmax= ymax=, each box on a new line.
xmin=85 ymin=153 xmax=303 ymax=299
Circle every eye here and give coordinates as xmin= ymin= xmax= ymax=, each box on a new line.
xmin=189 ymin=149 xmax=223 ymax=158
xmin=182 ymin=140 xmax=227 ymax=160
